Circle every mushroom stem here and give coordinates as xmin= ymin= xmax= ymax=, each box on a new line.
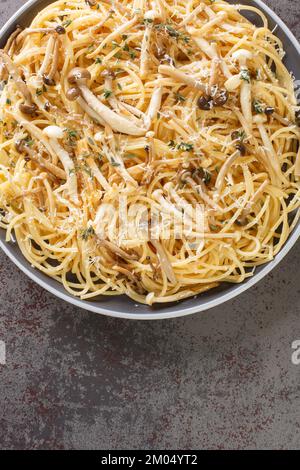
xmin=145 ymin=86 xmax=163 ymax=129
xmin=79 ymin=84 xmax=147 ymax=136
xmin=103 ymin=129 xmax=138 ymax=186
xmin=0 ymin=50 xmax=34 ymax=105
xmin=272 ymin=112 xmax=292 ymax=126
xmin=232 ymin=50 xmax=253 ymax=129
xmin=215 ymin=149 xmax=241 ymax=192
xmin=45 ymin=36 xmax=59 ymax=82
xmin=140 ymin=25 xmax=152 ymax=79
xmin=16 ymin=28 xmax=57 ymax=45
xmin=90 ymin=10 xmax=114 ymax=35
xmin=4 ymin=25 xmax=23 ymax=55
xmin=67 ymin=66 xmax=147 ymax=135
xmin=97 ymin=238 xmax=138 ymax=261
xmin=246 ymin=179 xmax=269 ymax=212
xmin=150 ymin=239 xmax=176 ymax=284
xmin=118 ymin=102 xmax=146 ymax=120
xmin=209 ymin=58 xmax=221 ymax=90
xmin=158 ymin=65 xmax=206 ymax=92
xmin=88 ymin=15 xmax=138 ymax=57
xmin=43 ymin=126 xmax=78 ymax=204
xmin=255 ymin=117 xmax=285 ymax=186
xmin=16 ymin=141 xmax=64 ymax=182
xmin=77 ymin=95 xmax=107 ymax=126
xmin=103 ymin=75 xmax=119 ymax=110
xmin=113 ymin=265 xmax=138 ymax=284
xmin=38 ymin=35 xmax=56 ymax=80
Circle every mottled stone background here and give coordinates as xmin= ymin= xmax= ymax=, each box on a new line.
xmin=0 ymin=0 xmax=300 ymax=450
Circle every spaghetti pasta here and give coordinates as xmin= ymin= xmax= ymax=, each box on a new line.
xmin=0 ymin=0 xmax=299 ymax=305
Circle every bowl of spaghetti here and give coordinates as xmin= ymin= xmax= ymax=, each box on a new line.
xmin=0 ymin=0 xmax=299 ymax=319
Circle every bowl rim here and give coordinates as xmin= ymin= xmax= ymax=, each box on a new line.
xmin=0 ymin=0 xmax=300 ymax=320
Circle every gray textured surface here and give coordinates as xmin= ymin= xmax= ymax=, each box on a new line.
xmin=0 ymin=0 xmax=300 ymax=450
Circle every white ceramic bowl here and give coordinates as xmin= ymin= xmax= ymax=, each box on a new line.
xmin=0 ymin=0 xmax=300 ymax=319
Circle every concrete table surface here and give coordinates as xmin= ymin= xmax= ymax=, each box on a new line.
xmin=0 ymin=0 xmax=300 ymax=451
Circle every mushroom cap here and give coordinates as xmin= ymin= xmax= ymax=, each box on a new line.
xmin=144 ymin=9 xmax=160 ymax=21
xmin=19 ymin=103 xmax=37 ymax=115
xmin=43 ymin=125 xmax=64 ymax=139
xmin=14 ymin=139 xmax=26 ymax=153
xmin=66 ymin=87 xmax=81 ymax=101
xmin=94 ymin=131 xmax=104 ymax=142
xmin=55 ymin=25 xmax=66 ymax=35
xmin=67 ymin=67 xmax=91 ymax=85
xmin=101 ymin=68 xmax=116 ymax=79
xmin=232 ymin=49 xmax=253 ymax=62
xmin=253 ymin=114 xmax=267 ymax=124
xmin=43 ymin=74 xmax=56 ymax=86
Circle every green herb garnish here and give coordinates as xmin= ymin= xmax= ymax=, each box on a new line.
xmin=203 ymin=169 xmax=211 ymax=185
xmin=81 ymin=226 xmax=95 ymax=241
xmin=253 ymin=99 xmax=264 ymax=114
xmin=65 ymin=129 xmax=78 ymax=139
xmin=177 ymin=142 xmax=194 ymax=152
xmin=103 ymin=89 xmax=113 ymax=99
xmin=240 ymin=69 xmax=250 ymax=83
xmin=174 ymin=92 xmax=186 ymax=102
xmin=62 ymin=19 xmax=72 ymax=28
